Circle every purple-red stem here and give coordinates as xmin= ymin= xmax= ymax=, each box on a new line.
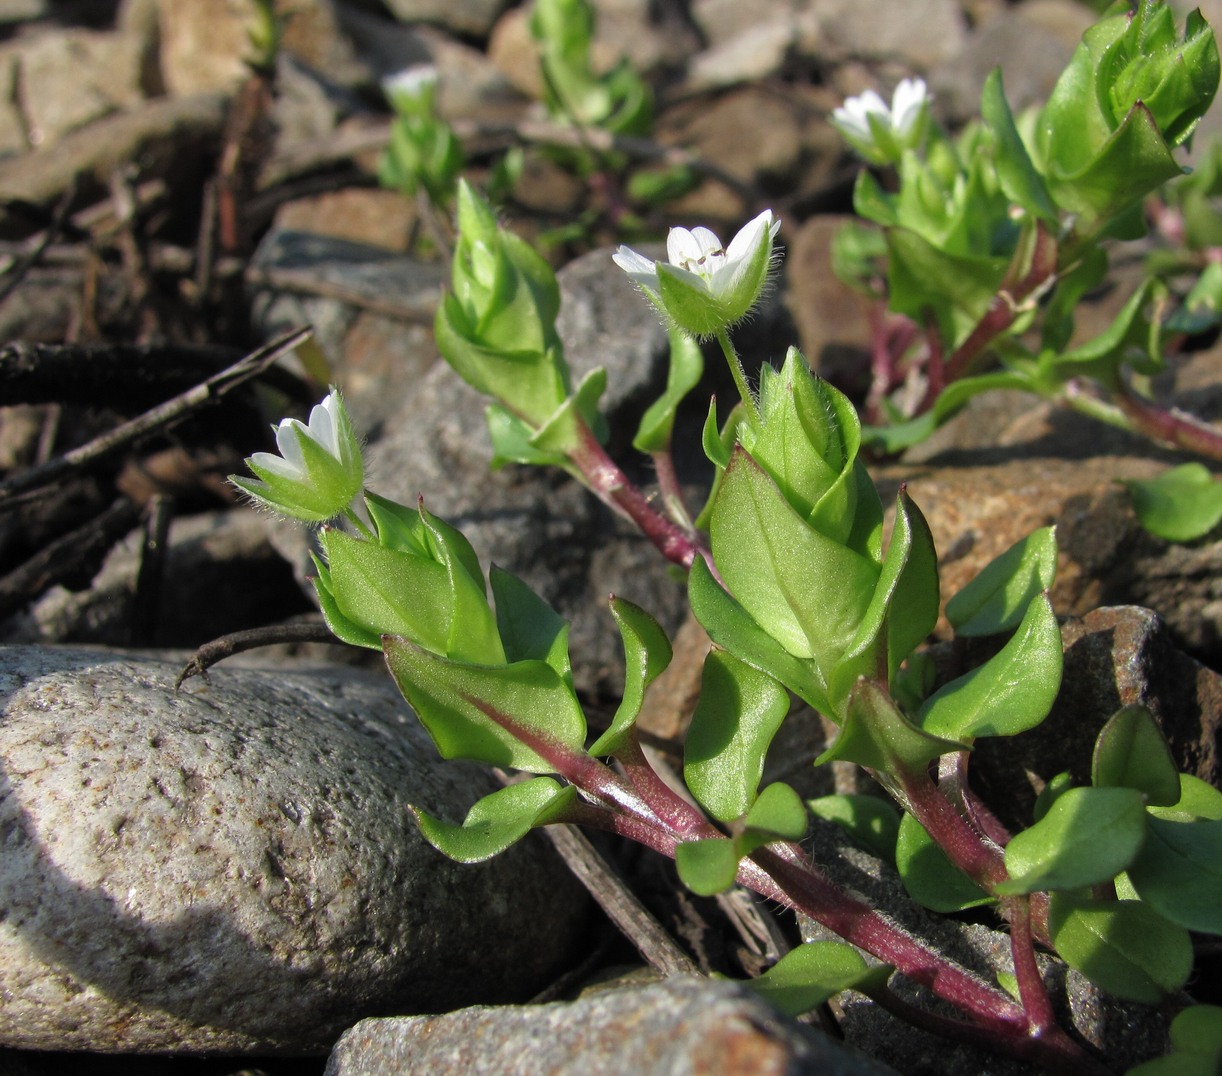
xmin=1006 ymin=895 xmax=1057 ymax=1038
xmin=1113 ymin=382 xmax=1222 ymax=461
xmin=902 ymin=769 xmax=1008 ymax=890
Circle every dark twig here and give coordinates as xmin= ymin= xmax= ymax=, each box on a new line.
xmin=0 ymin=326 xmax=312 ymax=509
xmin=0 ymin=179 xmax=77 ymax=308
xmin=175 ymin=619 xmax=338 ymax=689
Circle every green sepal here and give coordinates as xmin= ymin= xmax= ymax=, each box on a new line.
xmin=1047 ymin=891 xmax=1193 ymax=1003
xmin=945 ymin=526 xmax=1058 ymax=637
xmin=1127 ymin=817 xmax=1222 ymax=934
xmin=980 ymin=69 xmax=1057 ymax=223
xmin=997 ymin=786 xmax=1148 ymax=895
xmin=745 ymin=941 xmax=892 ymax=1017
xmin=633 ymin=325 xmax=704 ymax=453
xmin=895 ymin=812 xmax=993 ymax=912
xmin=808 ymin=794 xmax=902 ymax=862
xmin=687 ymin=555 xmax=834 ymax=715
xmin=1123 ymin=463 xmax=1222 ymax=543
xmin=1091 ymin=704 xmax=1180 ymax=806
xmin=588 ymin=596 xmax=673 ymax=756
xmin=819 ymin=678 xmax=965 ymax=772
xmin=489 ymin=566 xmax=572 ymax=683
xmin=412 ymin=778 xmax=577 ymax=863
xmin=382 ymin=636 xmax=587 ymax=773
xmin=684 ymin=650 xmax=790 ymax=823
xmin=917 ymin=592 xmax=1062 ymax=741
xmin=675 ymin=836 xmax=740 ymax=895
xmin=311 ymin=555 xmax=382 ymax=650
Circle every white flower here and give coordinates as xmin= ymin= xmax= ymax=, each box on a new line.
xmin=832 ymin=78 xmax=930 ymax=164
xmin=382 ymin=65 xmax=440 ymax=116
xmin=232 ymin=389 xmax=365 ymax=523
xmin=612 ymin=210 xmax=781 ymax=337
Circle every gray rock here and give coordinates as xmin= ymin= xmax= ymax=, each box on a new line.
xmin=325 ymin=974 xmax=897 ymax=1075
xmin=813 ymin=0 xmax=967 ymax=69
xmin=381 ymin=0 xmax=510 ymax=40
xmin=0 ymin=645 xmax=588 ymax=1053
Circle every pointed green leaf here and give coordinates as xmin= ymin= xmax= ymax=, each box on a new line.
xmin=489 ymin=566 xmax=571 ymax=682
xmin=633 ymin=325 xmax=704 ymax=453
xmin=588 ymin=596 xmax=673 ymax=756
xmin=1091 ymin=704 xmax=1180 ymax=806
xmin=980 ymin=69 xmax=1057 ymax=222
xmin=945 ymin=527 xmax=1058 ymax=637
xmin=746 ymin=941 xmax=891 ymax=1016
xmin=412 ymin=778 xmax=576 ymax=863
xmin=1127 ymin=817 xmax=1222 ymax=933
xmin=383 ymin=637 xmax=587 ymax=773
xmin=998 ymin=786 xmax=1147 ymax=895
xmin=808 ymin=794 xmax=902 ymax=863
xmin=684 ymin=650 xmax=790 ymax=822
xmin=529 ymin=366 xmax=608 ymax=457
xmin=1123 ymin=463 xmax=1222 ymax=543
xmin=687 ymin=555 xmax=833 ymax=715
xmin=1048 ymin=891 xmax=1193 ymax=1003
xmin=311 ymin=556 xmax=382 ymax=649
xmin=675 ymin=836 xmax=739 ymax=895
xmin=896 ymin=812 xmax=993 ymax=912
xmin=819 ymin=678 xmax=965 ymax=772
xmin=918 ymin=593 xmax=1062 ymax=740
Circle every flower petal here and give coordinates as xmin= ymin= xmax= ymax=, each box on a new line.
xmin=612 ymin=245 xmax=660 ymax=288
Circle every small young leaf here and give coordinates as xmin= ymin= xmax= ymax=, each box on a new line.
xmin=746 ymin=942 xmax=892 ymax=1017
xmin=1127 ymin=817 xmax=1222 ymax=934
xmin=918 ymin=593 xmax=1062 ymax=741
xmin=1123 ymin=463 xmax=1222 ymax=543
xmin=808 ymin=794 xmax=902 ymax=862
xmin=684 ymin=650 xmax=790 ymax=823
xmin=1091 ymin=704 xmax=1180 ymax=806
xmin=1047 ymin=892 xmax=1193 ymax=1003
xmin=1149 ymin=773 xmax=1222 ymax=822
xmin=490 ymin=566 xmax=571 ymax=680
xmin=945 ymin=527 xmax=1058 ymax=637
xmin=675 ymin=836 xmax=739 ymax=895
xmin=1032 ymin=770 xmax=1075 ymax=822
xmin=980 ymin=69 xmax=1058 ymax=222
xmin=895 ymin=812 xmax=993 ymax=912
xmin=633 ymin=325 xmax=704 ymax=453
xmin=998 ymin=786 xmax=1147 ymax=895
xmin=588 ymin=596 xmax=673 ymax=756
xmin=383 ymin=637 xmax=587 ymax=773
xmin=412 ymin=778 xmax=576 ymax=863
xmin=743 ymin=782 xmax=808 ymax=842
xmin=819 ymin=678 xmax=965 ymax=773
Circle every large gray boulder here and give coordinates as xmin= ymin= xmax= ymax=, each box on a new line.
xmin=0 ymin=646 xmax=588 ymax=1054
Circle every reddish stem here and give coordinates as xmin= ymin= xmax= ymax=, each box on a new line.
xmin=1113 ymin=382 xmax=1222 ymax=461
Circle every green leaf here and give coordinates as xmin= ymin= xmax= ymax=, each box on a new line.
xmin=687 ymin=555 xmax=833 ymax=714
xmin=588 ymin=596 xmax=673 ymax=756
xmin=1127 ymin=817 xmax=1222 ymax=933
xmin=808 ymin=794 xmax=901 ymax=862
xmin=883 ymin=489 xmax=940 ymax=678
xmin=311 ymin=557 xmax=382 ymax=650
xmin=746 ymin=942 xmax=891 ymax=1017
xmin=743 ymin=782 xmax=808 ymax=842
xmin=1033 ymin=770 xmax=1075 ymax=822
xmin=1123 ymin=464 xmax=1222 ymax=543
xmin=895 ymin=812 xmax=993 ymax=912
xmin=1048 ymin=891 xmax=1192 ymax=1003
xmin=980 ymin=69 xmax=1057 ymax=222
xmin=1091 ymin=704 xmax=1180 ymax=806
xmin=1150 ymin=773 xmax=1222 ymax=822
xmin=383 ymin=637 xmax=587 ymax=773
xmin=819 ymin=678 xmax=965 ymax=773
xmin=633 ymin=325 xmax=704 ymax=453
xmin=412 ymin=778 xmax=576 ymax=863
xmin=918 ymin=593 xmax=1062 ymax=740
xmin=675 ymin=836 xmax=739 ymax=895
xmin=489 ymin=566 xmax=572 ymax=681
xmin=1128 ymin=1005 xmax=1222 ymax=1076
xmin=1044 ymin=277 xmax=1163 ymax=383
xmin=529 ymin=367 xmax=609 ymax=458
xmin=945 ymin=527 xmax=1058 ymax=637
xmin=684 ymin=650 xmax=790 ymax=822
xmin=998 ymin=786 xmax=1148 ymax=895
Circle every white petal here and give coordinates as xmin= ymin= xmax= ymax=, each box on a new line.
xmin=308 ymin=396 xmax=340 ymax=458
xmin=381 ymin=65 xmax=438 ymax=99
xmin=249 ymin=450 xmax=303 ymax=481
xmin=274 ymin=418 xmax=308 ymax=470
xmin=666 ymin=227 xmax=702 ymax=268
xmin=724 ymin=210 xmax=775 ymax=264
xmin=612 ymin=245 xmax=660 ymax=288
xmin=891 ymin=78 xmax=928 ymax=136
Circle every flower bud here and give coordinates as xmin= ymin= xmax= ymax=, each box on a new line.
xmin=833 ymin=79 xmax=930 ymax=166
xmin=230 ymin=389 xmax=364 ymax=523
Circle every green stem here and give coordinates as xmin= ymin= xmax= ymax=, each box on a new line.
xmin=716 ymin=328 xmax=759 ymax=426
xmin=344 ymin=503 xmax=377 ymax=542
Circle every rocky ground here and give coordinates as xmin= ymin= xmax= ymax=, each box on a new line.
xmin=0 ymin=0 xmax=1219 ymax=1073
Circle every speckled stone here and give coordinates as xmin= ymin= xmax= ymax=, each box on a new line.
xmin=0 ymin=645 xmax=588 ymax=1054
